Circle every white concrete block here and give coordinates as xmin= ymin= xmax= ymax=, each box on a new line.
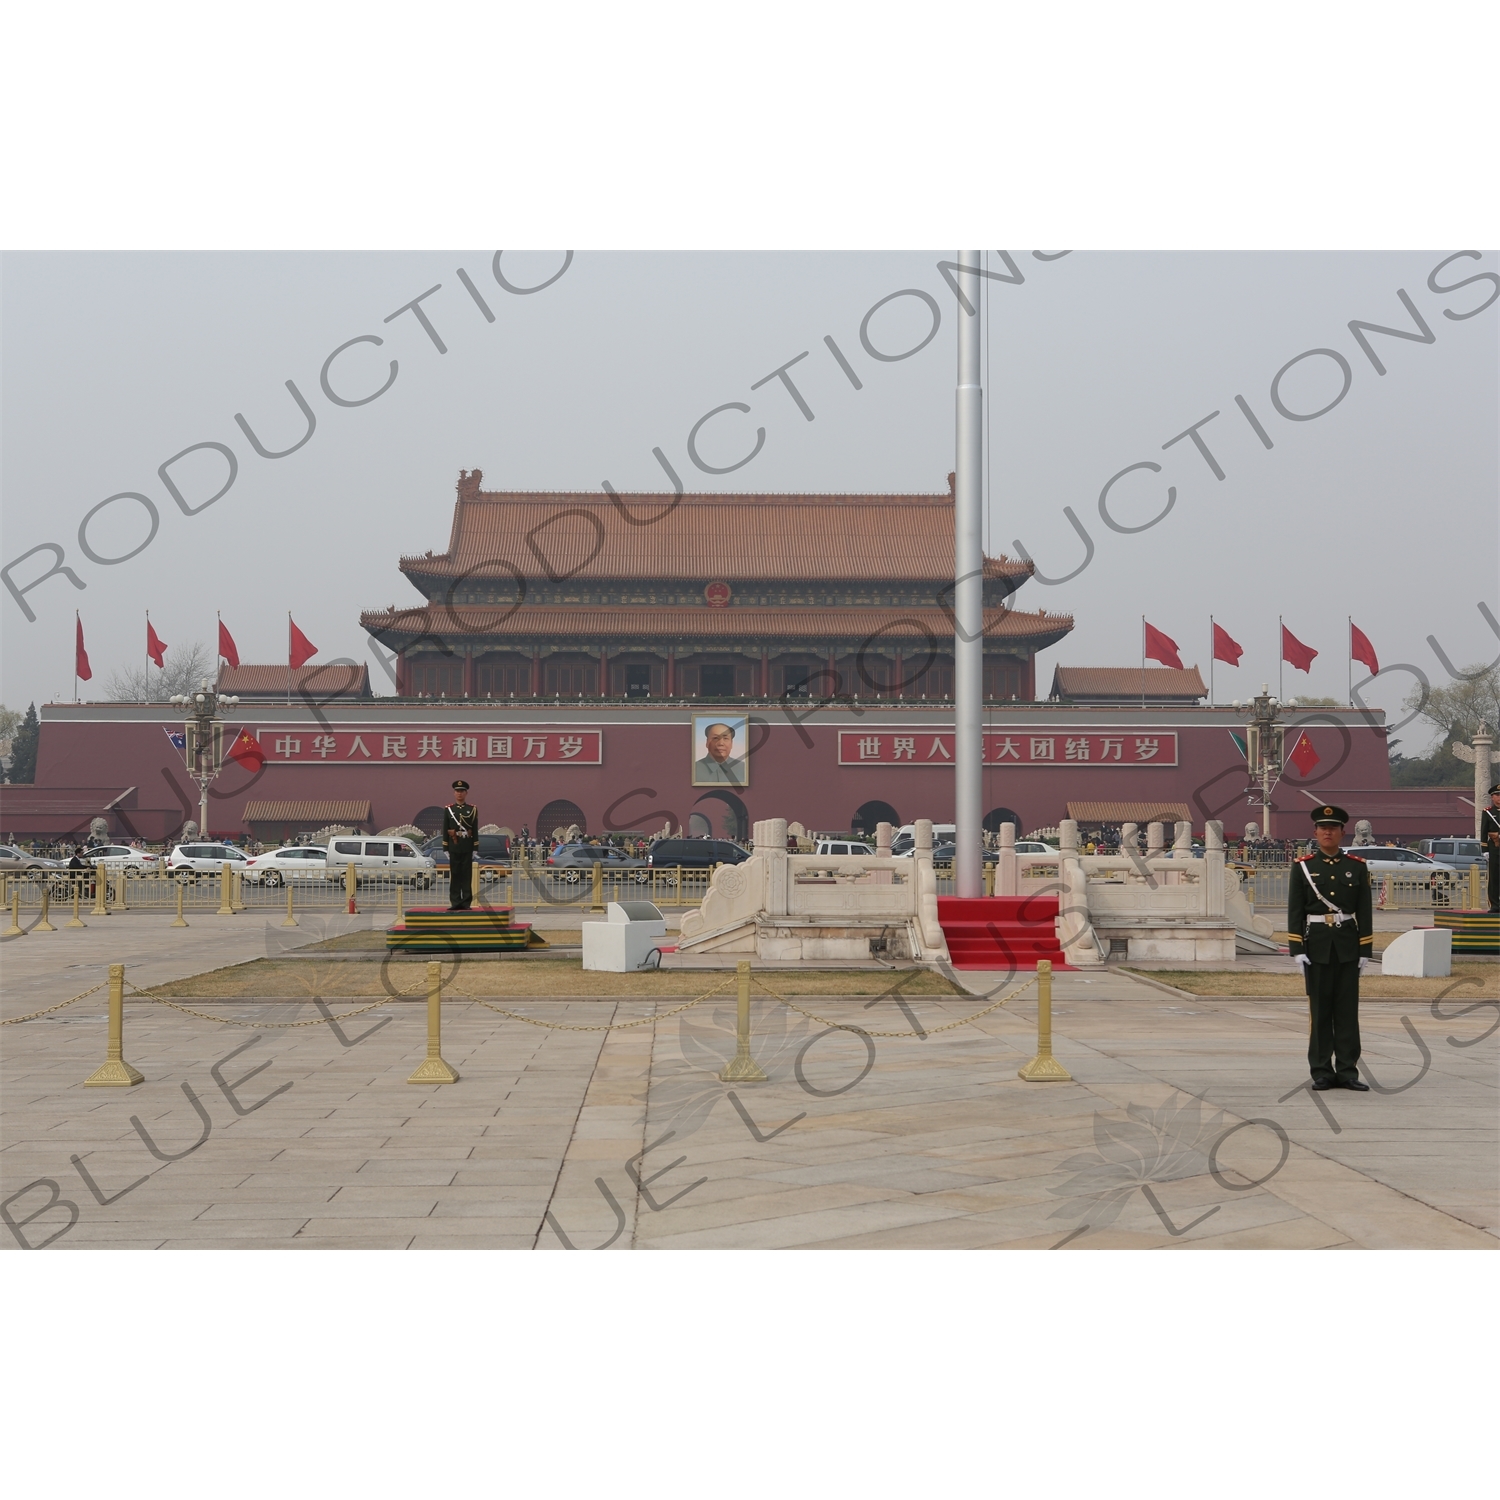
xmin=1379 ymin=928 xmax=1452 ymax=978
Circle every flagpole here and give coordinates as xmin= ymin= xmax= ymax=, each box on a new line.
xmin=1278 ymin=615 xmax=1283 ymax=701
xmin=74 ymin=610 xmax=79 ymax=704
xmin=1209 ymin=615 xmax=1214 ymax=706
xmin=1347 ymin=615 xmax=1352 ymax=707
xmin=287 ymin=612 xmax=292 ymax=709
xmin=1141 ymin=616 xmax=1146 ymax=709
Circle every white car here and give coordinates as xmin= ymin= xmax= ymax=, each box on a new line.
xmin=167 ymin=842 xmax=253 ymax=879
xmin=1015 ymin=840 xmax=1056 ymax=855
xmin=242 ymin=846 xmax=334 ymax=886
xmin=83 ymin=844 xmax=161 ymax=872
xmin=814 ymin=840 xmax=875 ymax=856
xmin=1347 ymin=846 xmax=1457 ymax=877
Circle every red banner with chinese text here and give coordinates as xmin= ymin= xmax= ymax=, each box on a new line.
xmin=253 ymin=728 xmax=603 ymax=765
xmin=837 ymin=730 xmax=1178 ymax=766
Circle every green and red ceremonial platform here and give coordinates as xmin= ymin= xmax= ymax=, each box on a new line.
xmin=1434 ymin=911 xmax=1499 ymax=955
xmin=386 ymin=905 xmax=550 ymax=953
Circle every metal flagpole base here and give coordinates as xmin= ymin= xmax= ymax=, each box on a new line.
xmin=719 ymin=1055 xmax=768 ymax=1083
xmin=85 ymin=1058 xmax=145 ymax=1088
xmin=1017 ymin=1053 xmax=1072 ymax=1082
xmin=407 ymin=1055 xmax=459 ymax=1085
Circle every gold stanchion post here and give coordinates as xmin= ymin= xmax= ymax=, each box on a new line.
xmin=85 ymin=963 xmax=144 ymax=1087
xmin=92 ymin=861 xmax=109 ymax=916
xmin=282 ymin=882 xmax=298 ymax=927
xmin=590 ymin=860 xmax=604 ymax=913
xmin=1019 ymin=959 xmax=1072 ymax=1081
xmin=232 ymin=870 xmax=244 ymax=911
xmin=5 ymin=889 xmax=26 ymax=937
xmin=171 ymin=878 xmax=189 ymax=927
xmin=34 ymin=884 xmax=57 ymax=932
xmin=346 ymin=861 xmax=358 ymax=914
xmin=719 ymin=960 xmax=767 ymax=1082
xmin=395 ymin=880 xmax=404 ymax=919
xmin=408 ymin=960 xmax=459 ymax=1084
xmin=67 ymin=877 xmax=87 ymax=928
xmin=217 ymin=860 xmax=234 ymax=916
xmin=112 ymin=868 xmax=128 ymax=911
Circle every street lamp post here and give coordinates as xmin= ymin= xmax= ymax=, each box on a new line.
xmin=169 ymin=683 xmax=240 ymax=839
xmin=1233 ymin=684 xmax=1285 ymax=840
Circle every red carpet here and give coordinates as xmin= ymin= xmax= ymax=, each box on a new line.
xmin=937 ymin=895 xmax=1072 ymax=971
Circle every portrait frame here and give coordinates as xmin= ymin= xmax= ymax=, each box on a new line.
xmin=690 ymin=713 xmax=750 ymax=788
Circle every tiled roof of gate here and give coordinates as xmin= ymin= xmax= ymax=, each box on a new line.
xmin=1066 ymin=802 xmax=1193 ymax=825
xmin=360 ymin=603 xmax=1074 ymax=649
xmin=1051 ymin=666 xmax=1206 ymax=700
xmin=397 ymin=477 xmax=1035 ymax=586
xmin=217 ymin=664 xmax=371 ymax=697
xmin=243 ymin=800 xmax=372 ymax=823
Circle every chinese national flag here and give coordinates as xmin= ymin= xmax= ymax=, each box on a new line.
xmin=147 ymin=618 xmax=168 ymax=668
xmin=1281 ymin=624 xmax=1318 ymax=673
xmin=1350 ymin=622 xmax=1379 ymax=676
xmin=289 ymin=618 xmax=318 ymax=669
xmin=218 ymin=619 xmax=241 ymax=669
xmin=1143 ymin=621 xmax=1184 ymax=670
xmin=227 ymin=729 xmax=265 ymax=770
xmin=1288 ymin=731 xmax=1320 ymax=775
xmin=1212 ymin=622 xmax=1243 ymax=666
xmin=75 ymin=616 xmax=92 ymax=681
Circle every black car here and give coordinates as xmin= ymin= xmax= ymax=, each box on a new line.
xmin=646 ymin=838 xmax=749 ymax=870
xmin=930 ymin=842 xmax=1000 ymax=865
xmin=421 ymin=832 xmax=511 ymax=880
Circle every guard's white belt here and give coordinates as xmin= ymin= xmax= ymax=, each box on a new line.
xmin=1307 ymin=912 xmax=1355 ymax=927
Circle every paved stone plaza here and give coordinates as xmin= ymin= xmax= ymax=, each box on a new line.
xmin=2 ymin=916 xmax=1495 ymax=1250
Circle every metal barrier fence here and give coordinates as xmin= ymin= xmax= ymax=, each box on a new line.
xmin=1244 ymin=865 xmax=1484 ymax=913
xmin=0 ymin=862 xmax=717 ymax=915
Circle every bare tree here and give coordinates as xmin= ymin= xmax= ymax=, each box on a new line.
xmin=1403 ymin=661 xmax=1500 ymax=744
xmin=106 ymin=641 xmax=214 ymax=702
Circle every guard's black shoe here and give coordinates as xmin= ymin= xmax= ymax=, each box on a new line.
xmin=1311 ymin=1078 xmax=1337 ymax=1091
xmin=1340 ymin=1078 xmax=1371 ymax=1091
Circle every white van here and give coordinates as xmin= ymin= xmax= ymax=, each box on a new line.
xmin=325 ymin=836 xmax=435 ymax=884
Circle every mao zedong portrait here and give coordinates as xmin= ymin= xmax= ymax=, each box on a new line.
xmin=692 ymin=716 xmax=748 ymax=786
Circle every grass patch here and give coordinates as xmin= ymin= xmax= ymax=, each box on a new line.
xmin=1126 ymin=961 xmax=1497 ymax=999
xmin=136 ymin=959 xmax=965 ymax=1002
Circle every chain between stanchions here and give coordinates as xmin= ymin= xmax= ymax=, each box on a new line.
xmin=122 ymin=975 xmax=428 ymax=1028
xmin=0 ymin=981 xmax=107 ymax=1025
xmin=446 ymin=972 xmax=740 ymax=1031
xmin=748 ymin=972 xmax=1038 ymax=1037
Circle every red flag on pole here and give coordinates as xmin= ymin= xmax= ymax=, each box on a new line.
xmin=226 ymin=729 xmax=265 ymax=770
xmin=1281 ymin=624 xmax=1318 ymax=673
xmin=75 ymin=615 xmax=92 ymax=681
xmin=1212 ymin=623 xmax=1243 ymax=666
xmin=218 ymin=618 xmax=241 ymax=670
xmin=1143 ymin=621 xmax=1183 ymax=670
xmin=147 ymin=616 xmax=168 ymax=668
xmin=1350 ymin=622 xmax=1379 ymax=675
xmin=1288 ymin=731 xmax=1321 ymax=775
xmin=289 ymin=618 xmax=318 ymax=669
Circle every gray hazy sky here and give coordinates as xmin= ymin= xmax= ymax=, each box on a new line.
xmin=2 ymin=249 xmax=1495 ymax=753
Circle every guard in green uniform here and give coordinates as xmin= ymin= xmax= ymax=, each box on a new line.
xmin=1482 ymin=783 xmax=1500 ymax=912
xmin=1288 ymin=805 xmax=1373 ymax=1091
xmin=443 ymin=780 xmax=479 ymax=910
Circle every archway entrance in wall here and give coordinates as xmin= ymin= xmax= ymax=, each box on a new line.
xmin=693 ymin=789 xmax=748 ymax=841
xmin=537 ymin=799 xmax=587 ymax=839
xmin=852 ymin=800 xmax=900 ymax=836
xmin=412 ymin=804 xmax=448 ymax=836
xmin=983 ymin=806 xmax=1023 ymax=835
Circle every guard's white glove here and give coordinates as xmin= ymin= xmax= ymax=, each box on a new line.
xmin=1358 ymin=958 xmax=1370 ymax=974
xmin=1293 ymin=954 xmax=1310 ymax=970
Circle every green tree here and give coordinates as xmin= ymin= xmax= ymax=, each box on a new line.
xmin=0 ymin=704 xmax=21 ymax=742
xmin=1394 ymin=661 xmax=1500 ymax=787
xmin=6 ymin=703 xmax=39 ymax=784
